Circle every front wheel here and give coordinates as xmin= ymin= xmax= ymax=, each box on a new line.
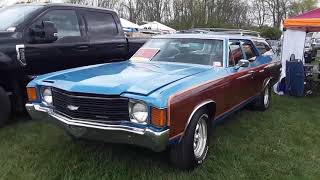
xmin=0 ymin=87 xmax=11 ymax=126
xmin=169 ymin=108 xmax=210 ymax=170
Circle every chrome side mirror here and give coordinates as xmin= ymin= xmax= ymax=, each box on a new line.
xmin=238 ymin=59 xmax=250 ymax=68
xmin=234 ymin=59 xmax=250 ymax=70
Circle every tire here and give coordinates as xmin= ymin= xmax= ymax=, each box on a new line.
xmin=0 ymin=87 xmax=11 ymax=126
xmin=252 ymin=83 xmax=271 ymax=111
xmin=169 ymin=108 xmax=210 ymax=170
xmin=67 ymin=133 xmax=85 ymax=143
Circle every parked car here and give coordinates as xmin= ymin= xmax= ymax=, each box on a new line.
xmin=311 ymin=37 xmax=320 ymax=49
xmin=26 ymin=33 xmax=281 ymax=170
xmin=266 ymin=39 xmax=281 ymax=56
xmin=311 ymin=38 xmax=320 ymax=57
xmin=0 ymin=3 xmax=147 ymax=125
xmin=253 ymin=38 xmax=276 ymax=56
xmin=304 ymin=42 xmax=314 ymax=63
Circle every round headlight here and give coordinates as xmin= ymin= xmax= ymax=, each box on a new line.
xmin=42 ymin=88 xmax=52 ymax=105
xmin=130 ymin=102 xmax=148 ymax=123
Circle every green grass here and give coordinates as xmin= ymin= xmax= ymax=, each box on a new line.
xmin=1 ymin=95 xmax=320 ymax=180
xmin=312 ymin=59 xmax=320 ymax=66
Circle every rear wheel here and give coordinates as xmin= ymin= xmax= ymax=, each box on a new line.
xmin=169 ymin=108 xmax=210 ymax=170
xmin=0 ymin=87 xmax=11 ymax=126
xmin=252 ymin=83 xmax=271 ymax=111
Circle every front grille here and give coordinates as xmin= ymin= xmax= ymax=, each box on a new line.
xmin=52 ymin=88 xmax=129 ymax=122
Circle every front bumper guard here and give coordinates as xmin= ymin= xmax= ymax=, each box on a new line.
xmin=26 ymin=103 xmax=169 ymax=152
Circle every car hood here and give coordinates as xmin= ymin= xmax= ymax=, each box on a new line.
xmin=40 ymin=61 xmax=211 ymax=96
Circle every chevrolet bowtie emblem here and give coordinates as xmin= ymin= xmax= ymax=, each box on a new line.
xmin=67 ymin=105 xmax=79 ymax=111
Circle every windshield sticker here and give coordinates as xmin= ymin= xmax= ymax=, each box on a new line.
xmin=130 ymin=48 xmax=160 ymax=61
xmin=213 ymin=61 xmax=222 ymax=67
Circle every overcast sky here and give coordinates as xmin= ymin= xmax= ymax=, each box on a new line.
xmin=0 ymin=0 xmax=64 ymax=6
xmin=1 ymin=0 xmax=320 ymax=9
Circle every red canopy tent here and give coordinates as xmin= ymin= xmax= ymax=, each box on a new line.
xmin=278 ymin=9 xmax=320 ymax=87
xmin=284 ymin=8 xmax=320 ymax=32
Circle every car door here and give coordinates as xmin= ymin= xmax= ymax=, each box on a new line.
xmin=227 ymin=39 xmax=253 ymax=108
xmin=241 ymin=40 xmax=269 ymax=96
xmin=82 ymin=10 xmax=128 ymax=64
xmin=23 ymin=8 xmax=89 ymax=75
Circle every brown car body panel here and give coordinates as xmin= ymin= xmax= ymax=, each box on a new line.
xmin=167 ymin=62 xmax=280 ymax=139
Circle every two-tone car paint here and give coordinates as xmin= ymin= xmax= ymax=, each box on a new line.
xmin=26 ymin=34 xmax=281 ymax=149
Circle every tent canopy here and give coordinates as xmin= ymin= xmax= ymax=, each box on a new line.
xmin=120 ymin=18 xmax=141 ymax=29
xmin=140 ymin=21 xmax=176 ymax=33
xmin=284 ymin=8 xmax=320 ymax=32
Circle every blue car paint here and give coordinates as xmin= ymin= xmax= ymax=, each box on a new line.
xmin=30 ymin=61 xmax=209 ymax=95
xmin=28 ymin=56 xmax=273 ymax=109
xmin=27 ymin=36 xmax=274 ymax=142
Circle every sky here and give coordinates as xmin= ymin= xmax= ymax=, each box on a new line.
xmin=1 ymin=0 xmax=320 ymax=7
xmin=0 ymin=0 xmax=64 ymax=6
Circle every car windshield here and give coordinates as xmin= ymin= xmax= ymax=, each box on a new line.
xmin=131 ymin=38 xmax=224 ymax=66
xmin=0 ymin=5 xmax=42 ymax=31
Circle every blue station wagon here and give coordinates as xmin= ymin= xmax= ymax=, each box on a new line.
xmin=26 ymin=33 xmax=281 ymax=170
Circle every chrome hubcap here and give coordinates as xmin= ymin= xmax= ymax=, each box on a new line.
xmin=193 ymin=114 xmax=208 ymax=159
xmin=264 ymin=87 xmax=269 ymax=107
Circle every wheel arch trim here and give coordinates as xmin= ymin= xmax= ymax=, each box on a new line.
xmin=179 ymin=99 xmax=216 ymax=142
xmin=262 ymin=77 xmax=273 ymax=91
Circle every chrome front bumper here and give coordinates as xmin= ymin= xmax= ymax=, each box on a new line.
xmin=26 ymin=103 xmax=169 ymax=152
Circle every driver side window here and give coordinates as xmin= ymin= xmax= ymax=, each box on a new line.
xmin=229 ymin=40 xmax=244 ymax=67
xmin=31 ymin=10 xmax=81 ymax=40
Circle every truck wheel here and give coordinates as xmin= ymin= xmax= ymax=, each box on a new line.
xmin=0 ymin=87 xmax=11 ymax=126
xmin=252 ymin=83 xmax=271 ymax=111
xmin=170 ymin=108 xmax=209 ymax=170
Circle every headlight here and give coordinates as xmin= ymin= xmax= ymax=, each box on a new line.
xmin=129 ymin=100 xmax=148 ymax=124
xmin=41 ymin=87 xmax=52 ymax=105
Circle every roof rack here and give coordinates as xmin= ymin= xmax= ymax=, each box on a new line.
xmin=179 ymin=28 xmax=261 ymax=37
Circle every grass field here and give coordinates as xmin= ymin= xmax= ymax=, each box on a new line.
xmin=0 ymin=95 xmax=320 ymax=180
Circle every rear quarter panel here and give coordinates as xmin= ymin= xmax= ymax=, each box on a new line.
xmin=167 ymin=48 xmax=281 ymax=140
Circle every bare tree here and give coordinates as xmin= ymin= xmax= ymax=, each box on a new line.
xmin=67 ymin=0 xmax=310 ymax=30
xmin=119 ymin=0 xmax=145 ymax=23
xmin=251 ymin=0 xmax=268 ymax=27
xmin=265 ymin=0 xmax=291 ymax=28
xmin=68 ymin=0 xmax=119 ymax=9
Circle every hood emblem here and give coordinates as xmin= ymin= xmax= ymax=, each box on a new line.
xmin=67 ymin=105 xmax=80 ymax=111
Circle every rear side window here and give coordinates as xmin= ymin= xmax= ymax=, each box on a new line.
xmin=242 ymin=40 xmax=257 ymax=61
xmin=254 ymin=41 xmax=272 ymax=55
xmin=85 ymin=11 xmax=118 ymax=41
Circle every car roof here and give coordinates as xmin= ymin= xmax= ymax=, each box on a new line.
xmin=11 ymin=3 xmax=116 ymax=13
xmin=153 ymin=33 xmax=266 ymax=41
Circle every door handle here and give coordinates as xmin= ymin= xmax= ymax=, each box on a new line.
xmin=76 ymin=45 xmax=89 ymax=51
xmin=248 ymin=70 xmax=256 ymax=79
xmin=248 ymin=70 xmax=256 ymax=74
xmin=116 ymin=44 xmax=125 ymax=48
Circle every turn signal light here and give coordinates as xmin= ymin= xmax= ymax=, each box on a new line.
xmin=27 ymin=87 xmax=37 ymax=102
xmin=151 ymin=108 xmax=167 ymax=128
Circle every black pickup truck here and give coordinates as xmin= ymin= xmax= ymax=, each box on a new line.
xmin=0 ymin=3 xmax=147 ymax=125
